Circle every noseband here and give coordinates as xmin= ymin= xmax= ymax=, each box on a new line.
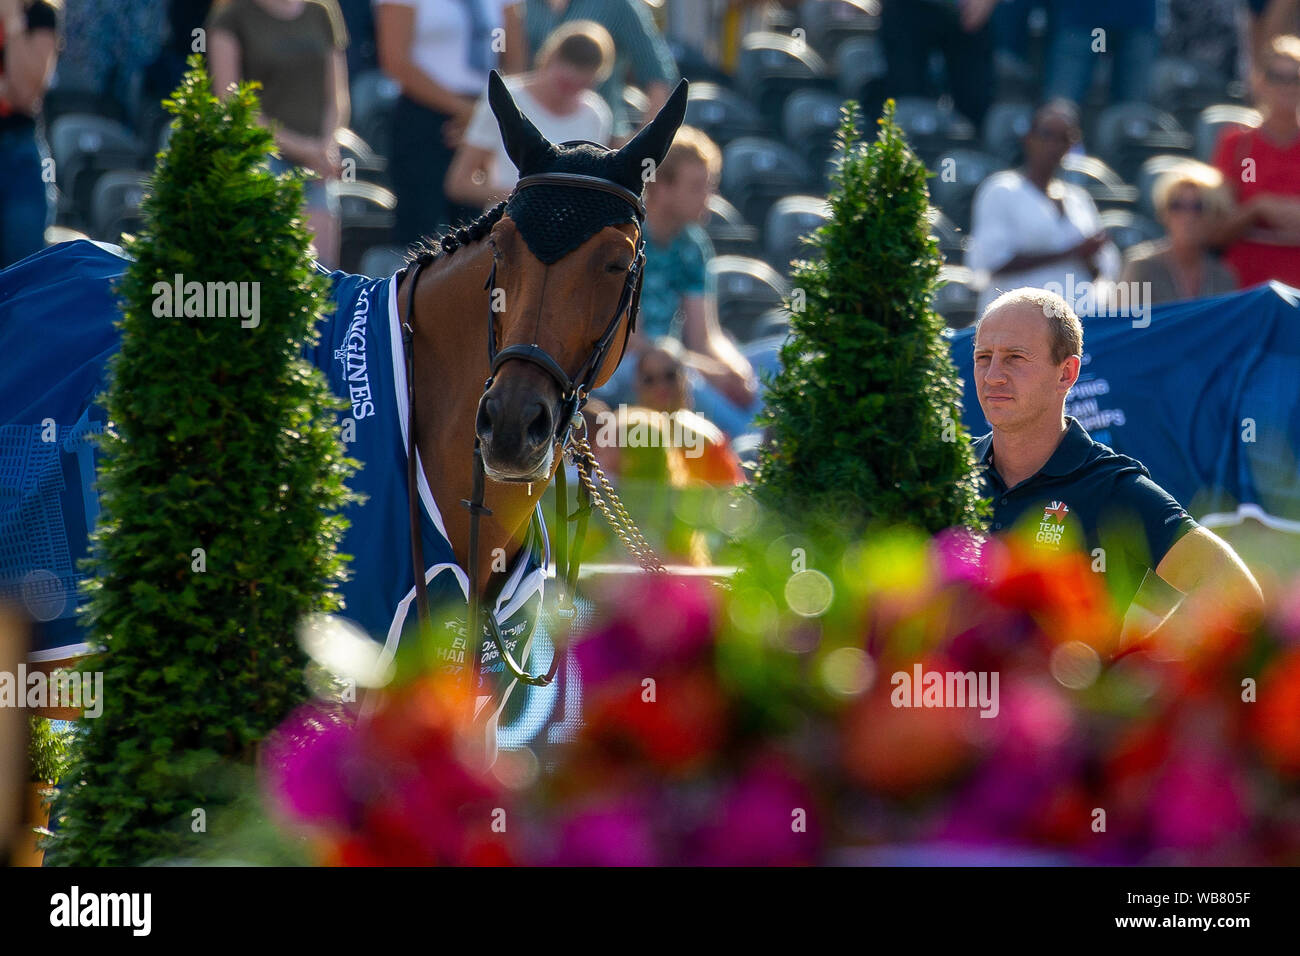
xmin=399 ymin=169 xmax=649 ymax=700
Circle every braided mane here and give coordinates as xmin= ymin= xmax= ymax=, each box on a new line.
xmin=407 ymin=201 xmax=509 ymax=267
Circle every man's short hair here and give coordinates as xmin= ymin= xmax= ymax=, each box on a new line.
xmin=977 ymin=288 xmax=1084 ymax=365
xmin=536 ymin=20 xmax=615 ymax=84
xmin=656 ymin=125 xmax=722 ymax=184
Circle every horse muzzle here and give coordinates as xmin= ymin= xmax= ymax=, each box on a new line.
xmin=475 ymin=391 xmax=559 ymax=482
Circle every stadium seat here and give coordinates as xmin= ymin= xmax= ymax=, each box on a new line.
xmin=736 ymin=32 xmax=834 ymax=128
xmin=781 ymin=87 xmax=847 ymax=173
xmin=764 ymin=195 xmax=831 ymax=274
xmin=359 ymin=244 xmax=409 ymax=279
xmin=992 ymin=51 xmax=1039 ymax=104
xmin=1150 ymin=57 xmax=1228 ymax=131
xmin=350 ymin=69 xmax=401 ymax=156
xmin=934 ymin=265 xmax=979 ymax=330
xmin=1091 ymin=103 xmax=1193 ymax=182
xmin=981 ymin=100 xmax=1033 ymax=166
xmin=1135 ymin=154 xmax=1195 ymax=218
xmin=45 ymin=225 xmax=90 ymax=247
xmin=48 ymin=115 xmax=148 ymax=230
xmin=41 ymin=85 xmax=123 ymax=127
xmin=1059 ymin=153 xmax=1139 ymax=210
xmin=335 ymin=127 xmax=388 ymax=179
xmin=801 ymin=0 xmax=881 ymax=59
xmin=928 ymin=207 xmax=966 ymax=263
xmin=720 ymin=136 xmax=817 ymax=228
xmin=337 ymin=181 xmax=397 ymax=273
xmin=1098 ymin=209 xmax=1163 ymax=253
xmin=703 ymin=194 xmax=761 ymax=258
xmin=667 ymin=40 xmax=732 ymax=87
xmin=1194 ymin=104 xmax=1261 ymax=162
xmin=624 ymin=84 xmax=651 ymax=130
xmin=891 ymin=96 xmax=977 ymax=166
xmin=926 ymin=147 xmax=1002 ymax=233
xmin=748 ymin=307 xmax=791 ymax=342
xmin=90 ymin=170 xmax=148 ymax=244
xmin=685 ymin=82 xmax=770 ymax=147
xmin=832 ymin=33 xmax=887 ymax=101
xmin=708 ymin=254 xmax=791 ymax=342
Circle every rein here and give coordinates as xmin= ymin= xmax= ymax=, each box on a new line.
xmin=400 ymin=170 xmax=665 ymax=703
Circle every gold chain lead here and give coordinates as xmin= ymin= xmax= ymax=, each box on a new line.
xmin=569 ymin=434 xmax=666 ymax=573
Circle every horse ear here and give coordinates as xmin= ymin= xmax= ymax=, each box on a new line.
xmin=612 ymin=78 xmax=690 ymax=191
xmin=488 ymin=69 xmax=551 ymax=174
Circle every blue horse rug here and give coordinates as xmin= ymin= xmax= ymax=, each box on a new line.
xmin=0 ymin=239 xmax=555 ymax=735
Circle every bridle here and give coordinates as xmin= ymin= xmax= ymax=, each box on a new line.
xmin=398 ymin=166 xmax=655 ymax=699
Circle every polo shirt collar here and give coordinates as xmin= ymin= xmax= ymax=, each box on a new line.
xmin=977 ymin=417 xmax=1093 ymax=480
xmin=1041 ymin=417 xmax=1093 ymax=476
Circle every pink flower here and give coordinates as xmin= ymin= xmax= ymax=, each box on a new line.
xmin=260 ymin=702 xmax=358 ymax=829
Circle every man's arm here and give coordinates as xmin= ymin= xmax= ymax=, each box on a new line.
xmin=1130 ymin=526 xmax=1264 ymax=654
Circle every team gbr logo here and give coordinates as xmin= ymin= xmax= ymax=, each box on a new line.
xmin=334 ymin=286 xmax=376 ymax=419
xmin=1035 ymin=500 xmax=1070 ymax=549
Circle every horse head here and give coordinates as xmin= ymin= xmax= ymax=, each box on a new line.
xmin=474 ymin=70 xmax=688 ymax=482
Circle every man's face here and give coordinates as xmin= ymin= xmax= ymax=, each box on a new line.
xmin=972 ymin=306 xmax=1077 ymax=428
xmin=544 ymin=60 xmax=600 ymax=99
xmin=650 ymin=160 xmax=713 ymax=224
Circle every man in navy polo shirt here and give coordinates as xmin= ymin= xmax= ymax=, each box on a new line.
xmin=971 ymin=287 xmax=1263 ymax=650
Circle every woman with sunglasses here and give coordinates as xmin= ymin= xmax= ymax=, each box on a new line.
xmin=1120 ymin=163 xmax=1237 ymax=304
xmin=1208 ymin=34 xmax=1300 ymax=289
xmin=966 ymin=99 xmax=1120 ymax=316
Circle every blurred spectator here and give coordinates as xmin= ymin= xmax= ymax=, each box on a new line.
xmin=522 ymin=0 xmax=677 ymax=140
xmin=990 ymin=0 xmax=1037 ymax=67
xmin=1120 ymin=162 xmax=1237 ymax=304
xmin=1043 ymin=0 xmax=1158 ymax=106
xmin=880 ymin=0 xmax=998 ymax=129
xmin=57 ymin=0 xmax=167 ymax=124
xmin=0 ymin=0 xmax=58 ymax=267
xmin=209 ymin=0 xmax=350 ymax=268
xmin=1209 ymin=34 xmax=1300 ymax=289
xmin=664 ymin=0 xmax=797 ymax=76
xmin=446 ymin=19 xmax=612 ymax=208
xmin=336 ymin=0 xmax=378 ymax=76
xmin=1250 ymin=1 xmax=1300 ymax=70
xmin=633 ymin=340 xmax=745 ymax=487
xmin=1164 ymin=0 xmax=1242 ymax=83
xmin=967 ymin=100 xmax=1121 ymax=315
xmin=596 ymin=125 xmax=759 ymax=438
xmin=375 ymin=0 xmax=522 ymax=248
xmin=144 ymin=1 xmax=216 ymax=109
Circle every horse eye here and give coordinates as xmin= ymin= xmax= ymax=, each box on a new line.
xmin=606 ymin=261 xmax=628 ymax=274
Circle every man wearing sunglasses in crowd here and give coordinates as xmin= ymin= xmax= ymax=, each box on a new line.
xmin=966 ymin=100 xmax=1122 ymax=316
xmin=1209 ymin=34 xmax=1300 ymax=290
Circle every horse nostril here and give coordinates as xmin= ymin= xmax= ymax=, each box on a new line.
xmin=525 ymin=401 xmax=553 ymax=448
xmin=476 ymin=396 xmax=497 ymax=440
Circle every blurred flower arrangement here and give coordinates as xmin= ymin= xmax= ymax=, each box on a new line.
xmin=255 ymin=512 xmax=1300 ymax=866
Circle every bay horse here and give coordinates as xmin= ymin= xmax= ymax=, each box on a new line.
xmin=0 ymin=71 xmax=686 ymax=745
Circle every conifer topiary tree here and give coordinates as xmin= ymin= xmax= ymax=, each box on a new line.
xmin=750 ymin=101 xmax=988 ymax=539
xmin=46 ymin=58 xmax=356 ymax=865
